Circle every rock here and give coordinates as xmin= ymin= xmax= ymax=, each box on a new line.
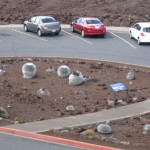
xmin=66 ymin=105 xmax=75 ymax=112
xmin=97 ymin=123 xmax=112 ymax=134
xmin=22 ymin=86 xmax=28 ymax=90
xmin=85 ymin=77 xmax=100 ymax=83
xmin=117 ymin=100 xmax=127 ymax=105
xmin=45 ymin=67 xmax=56 ymax=75
xmin=0 ymin=69 xmax=6 ymax=75
xmin=60 ymin=97 xmax=63 ymax=100
xmin=107 ymin=100 xmax=115 ymax=107
xmin=132 ymin=97 xmax=138 ymax=102
xmin=60 ymin=130 xmax=69 ymax=134
xmin=7 ymin=105 xmax=12 ymax=108
xmin=143 ymin=124 xmax=150 ymax=131
xmin=79 ymin=90 xmax=88 ymax=95
xmin=26 ymin=58 xmax=33 ymax=61
xmin=120 ymin=141 xmax=130 ymax=145
xmin=143 ymin=131 xmax=148 ymax=134
xmin=37 ymin=88 xmax=51 ymax=97
xmin=101 ymin=136 xmax=107 ymax=141
xmin=109 ymin=137 xmax=120 ymax=144
xmin=135 ymin=143 xmax=145 ymax=147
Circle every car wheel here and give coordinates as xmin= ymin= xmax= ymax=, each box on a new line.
xmin=101 ymin=34 xmax=105 ymax=38
xmin=38 ymin=29 xmax=42 ymax=37
xmin=130 ymin=32 xmax=133 ymax=39
xmin=81 ymin=30 xmax=85 ymax=37
xmin=70 ymin=26 xmax=74 ymax=32
xmin=24 ymin=25 xmax=28 ymax=32
xmin=138 ymin=37 xmax=141 ymax=45
xmin=55 ymin=32 xmax=59 ymax=36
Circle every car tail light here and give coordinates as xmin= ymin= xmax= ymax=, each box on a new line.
xmin=140 ymin=32 xmax=145 ymax=36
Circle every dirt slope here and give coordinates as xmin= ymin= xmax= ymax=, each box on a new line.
xmin=0 ymin=0 xmax=150 ymax=26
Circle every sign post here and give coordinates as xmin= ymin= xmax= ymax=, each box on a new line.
xmin=108 ymin=82 xmax=128 ymax=105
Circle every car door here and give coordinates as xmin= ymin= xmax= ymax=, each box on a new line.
xmin=78 ymin=19 xmax=84 ymax=33
xmin=72 ymin=19 xmax=78 ymax=32
xmin=32 ymin=18 xmax=40 ymax=32
xmin=27 ymin=17 xmax=37 ymax=32
xmin=74 ymin=18 xmax=81 ymax=32
xmin=75 ymin=18 xmax=83 ymax=33
xmin=132 ymin=24 xmax=141 ymax=40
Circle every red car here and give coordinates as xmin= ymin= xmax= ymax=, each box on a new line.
xmin=71 ymin=17 xmax=106 ymax=37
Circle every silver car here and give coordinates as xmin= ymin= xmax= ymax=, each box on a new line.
xmin=24 ymin=16 xmax=61 ymax=36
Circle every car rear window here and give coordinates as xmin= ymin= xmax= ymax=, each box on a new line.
xmin=86 ymin=19 xmax=101 ymax=24
xmin=143 ymin=27 xmax=150 ymax=33
xmin=42 ymin=18 xmax=57 ymax=23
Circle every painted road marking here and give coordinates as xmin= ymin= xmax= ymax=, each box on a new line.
xmin=12 ymin=29 xmax=48 ymax=42
xmin=62 ymin=30 xmax=92 ymax=45
xmin=110 ymin=32 xmax=136 ymax=49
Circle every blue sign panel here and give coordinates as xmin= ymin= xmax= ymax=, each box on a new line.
xmin=109 ymin=83 xmax=127 ymax=92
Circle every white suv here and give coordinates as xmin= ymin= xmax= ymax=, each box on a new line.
xmin=130 ymin=22 xmax=150 ymax=45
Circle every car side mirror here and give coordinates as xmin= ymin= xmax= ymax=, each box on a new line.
xmin=74 ymin=20 xmax=76 ymax=23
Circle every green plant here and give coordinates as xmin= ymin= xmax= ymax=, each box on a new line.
xmin=15 ymin=116 xmax=20 ymax=123
xmin=83 ymin=129 xmax=95 ymax=137
xmin=0 ymin=107 xmax=9 ymax=119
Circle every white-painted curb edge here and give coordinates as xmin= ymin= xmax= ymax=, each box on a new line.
xmin=0 ymin=24 xmax=130 ymax=32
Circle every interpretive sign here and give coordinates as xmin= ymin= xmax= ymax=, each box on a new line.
xmin=108 ymin=82 xmax=128 ymax=105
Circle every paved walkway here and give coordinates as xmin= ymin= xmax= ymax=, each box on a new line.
xmin=5 ymin=99 xmax=150 ymax=133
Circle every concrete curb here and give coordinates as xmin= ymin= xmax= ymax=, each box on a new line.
xmin=0 ymin=127 xmax=120 ymax=150
xmin=0 ymin=24 xmax=130 ymax=32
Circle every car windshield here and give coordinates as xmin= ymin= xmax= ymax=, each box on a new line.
xmin=86 ymin=19 xmax=101 ymax=24
xmin=143 ymin=27 xmax=150 ymax=33
xmin=42 ymin=18 xmax=57 ymax=23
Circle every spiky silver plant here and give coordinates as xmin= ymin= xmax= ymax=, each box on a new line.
xmin=69 ymin=71 xmax=84 ymax=85
xmin=22 ymin=63 xmax=36 ymax=79
xmin=97 ymin=123 xmax=112 ymax=134
xmin=57 ymin=65 xmax=70 ymax=77
xmin=126 ymin=68 xmax=135 ymax=80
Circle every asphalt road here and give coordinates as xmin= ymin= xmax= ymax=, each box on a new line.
xmin=0 ymin=26 xmax=150 ymax=66
xmin=0 ymin=133 xmax=88 ymax=150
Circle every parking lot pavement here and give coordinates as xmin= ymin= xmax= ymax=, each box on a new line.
xmin=0 ymin=27 xmax=150 ymax=66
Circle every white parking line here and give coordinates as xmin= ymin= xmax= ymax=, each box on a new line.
xmin=12 ymin=29 xmax=48 ymax=42
xmin=62 ymin=30 xmax=92 ymax=45
xmin=110 ymin=32 xmax=136 ymax=49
